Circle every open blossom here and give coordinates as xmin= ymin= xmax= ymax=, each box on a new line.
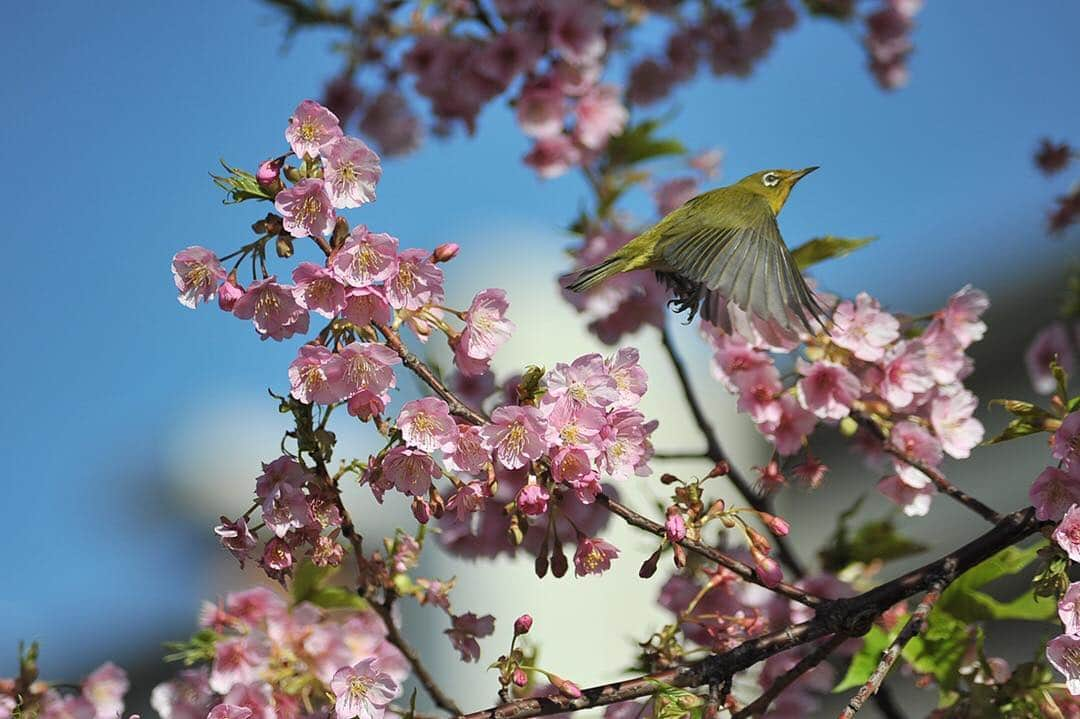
xmin=209 ymin=636 xmax=268 ymax=693
xmin=1048 ymin=633 xmax=1080 ymax=696
xmin=605 ymin=348 xmax=648 ymax=407
xmin=386 ymin=248 xmax=444 ymax=310
xmin=1031 ymin=465 xmax=1080 ymax=522
xmin=760 ymin=395 xmax=817 ymax=456
xmin=709 ymin=333 xmax=772 ymax=391
xmin=929 ymin=389 xmax=984 ymax=459
xmin=223 ymin=682 xmax=274 ymax=719
xmin=397 ymin=397 xmax=459 ymax=453
xmin=457 ymin=289 xmax=515 ymax=365
xmin=343 ymin=286 xmax=393 ymax=327
xmin=599 ymin=408 xmax=652 ymax=480
xmin=330 ymin=659 xmax=399 ymax=719
xmin=215 ymin=516 xmax=258 ymax=567
xmin=207 ymin=705 xmax=253 ymax=719
xmin=574 ymin=84 xmax=628 ymax=150
xmin=574 ymin=535 xmax=619 ymax=576
xmin=516 ymin=75 xmax=565 ymax=138
xmin=333 ymin=227 xmax=399 ymax=287
xmin=274 ymin=178 xmax=335 ymax=238
xmin=382 ymin=446 xmax=440 ymax=496
xmin=549 ymin=0 xmax=605 ymax=64
xmin=338 ymin=342 xmax=400 ymax=397
xmin=921 ymin=324 xmax=966 ymax=385
xmin=1056 ymin=504 xmax=1080 ymax=563
xmin=1060 ymin=582 xmax=1080 ymax=635
xmin=830 ymin=292 xmax=900 ymax=362
xmin=446 ymin=480 xmax=491 ymax=520
xmin=480 ymin=405 xmax=546 ymax=469
xmin=83 ymin=663 xmax=129 ymax=719
xmin=796 ymin=359 xmax=861 ymax=419
xmin=544 ymin=401 xmax=604 ymax=451
xmin=523 ymin=135 xmax=581 ymax=179
xmin=292 ymin=262 xmax=346 ymax=317
xmin=232 ymin=277 xmax=309 ymax=341
xmin=285 ymin=99 xmax=343 ymax=159
xmin=151 ymin=669 xmax=214 ymax=719
xmin=1053 ymin=412 xmax=1080 ymax=464
xmin=545 ymin=353 xmax=619 ymax=410
xmin=1027 ymin=322 xmax=1075 ymax=394
xmin=516 ymin=483 xmax=550 ymax=515
xmin=323 ymin=136 xmax=381 ymax=208
xmin=445 ymin=612 xmax=496 ymax=662
xmin=935 ymin=284 xmax=989 ymax=348
xmin=889 ymin=420 xmax=942 ymax=488
xmin=348 ymin=389 xmax=391 ymax=420
xmin=445 ymin=424 xmax=490 ymax=473
xmin=878 ymin=475 xmax=935 ymax=516
xmin=172 ymin=246 xmax=225 ymax=308
xmin=288 ymin=345 xmax=345 ymax=404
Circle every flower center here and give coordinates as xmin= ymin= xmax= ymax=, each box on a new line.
xmin=255 ymin=287 xmax=280 ymax=314
xmin=348 ymin=675 xmax=374 ymax=700
xmin=185 ymin=264 xmax=213 ymax=289
xmin=397 ymin=262 xmax=416 ymax=291
xmin=582 ymin=547 xmax=604 ymax=571
xmin=505 ymin=422 xmax=527 ymax=454
xmin=299 ymin=122 xmax=320 ymax=142
xmin=295 ymin=195 xmax=323 ymax=226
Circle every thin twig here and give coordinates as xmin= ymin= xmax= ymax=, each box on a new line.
xmin=374 ymin=598 xmax=464 ymax=716
xmin=730 ymin=634 xmax=846 ymax=718
xmin=839 ymin=575 xmax=952 ymax=718
xmin=881 ymin=443 xmax=1003 ymax=524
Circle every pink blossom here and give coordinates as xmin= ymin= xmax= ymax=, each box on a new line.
xmin=330 ymin=659 xmax=399 ymax=719
xmin=445 ymin=424 xmax=491 ymax=473
xmin=207 ymin=706 xmax=253 ymax=719
xmin=255 ymin=456 xmax=309 ymax=503
xmin=689 ymin=148 xmax=724 ymax=178
xmin=936 ymin=284 xmax=989 ymax=348
xmin=709 ymin=333 xmax=772 ymax=392
xmin=444 ymin=612 xmax=496 ymax=662
xmin=480 ymin=405 xmax=546 ymax=469
xmin=830 ymin=292 xmax=900 ymax=362
xmin=605 ymin=348 xmax=648 ymax=407
xmin=523 ymin=135 xmax=581 ymax=179
xmin=82 ymin=663 xmax=129 ymax=719
xmin=754 ymin=461 xmax=786 ymax=494
xmin=1053 ymin=413 xmax=1080 ymax=464
xmin=792 ymin=453 xmax=829 ymax=489
xmin=929 ymin=389 xmax=984 ymax=459
xmin=760 ymin=395 xmax=817 ymax=456
xmin=209 ymin=636 xmax=268 ymax=693
xmin=549 ymin=0 xmax=605 ymax=64
xmin=1027 ymin=323 xmax=1075 ymax=394
xmin=338 ymin=342 xmax=400 ymax=397
xmin=1047 ymin=633 xmax=1080 ymax=695
xmin=288 ymin=345 xmax=346 ymax=404
xmin=665 ymin=511 xmax=687 ymax=543
xmin=348 ymin=389 xmax=390 ymax=420
xmin=397 ymin=397 xmax=459 ymax=453
xmin=513 ymin=614 xmax=533 ymax=635
xmin=574 ymin=84 xmax=628 ymax=150
xmin=1060 ymin=582 xmax=1080 ymax=635
xmin=877 ymin=341 xmax=934 ymax=409
xmin=150 ymin=669 xmax=213 ymax=719
xmin=332 ymin=227 xmax=399 ymax=288
xmin=260 ymin=537 xmax=294 ymax=579
xmin=889 ymin=420 xmax=942 ymax=488
xmin=232 ymin=276 xmax=309 ymax=341
xmin=323 ymin=136 xmax=381 ymax=208
xmin=446 ymin=480 xmax=492 ymax=520
xmin=218 ymin=278 xmax=244 ymax=311
xmin=516 ymin=483 xmax=550 ymax=515
xmin=921 ymin=323 xmax=966 ymax=386
xmin=256 ymin=158 xmax=282 ymax=189
xmin=796 ymin=359 xmax=861 ymax=420
xmin=360 ymin=90 xmax=422 ymax=157
xmin=877 ymin=475 xmax=935 ymax=517
xmin=516 ymin=76 xmax=566 ymax=138
xmin=214 ymin=516 xmax=257 ymax=567
xmin=285 ymin=99 xmax=343 ymax=159
xmin=550 ymin=446 xmax=597 ymax=485
xmin=754 ymin=555 xmax=783 ymax=589
xmin=1031 ymin=466 xmax=1080 ymax=522
xmin=1055 ymin=504 xmax=1080 ymax=563
xmin=274 ymin=179 xmax=335 ymax=238
xmin=598 ymin=408 xmax=650 ymax=481
xmin=225 ymin=587 xmax=287 ymax=625
xmin=343 ymin=286 xmax=393 ymax=327
xmin=222 ymin=683 xmax=274 ymax=719
xmin=171 ymin=247 xmax=225 ymax=309
xmin=386 ymin=248 xmax=444 ymax=311
xmin=382 ymin=446 xmax=440 ymax=496
xmin=545 ymin=353 xmax=619 ymax=410
xmin=291 ymin=262 xmax=346 ymax=317
xmin=544 ymin=402 xmax=604 ymax=452
xmin=432 ymin=242 xmax=460 ymax=263
xmin=654 ymin=177 xmax=699 ymax=215
xmin=457 ymin=289 xmax=515 ymax=368
xmin=627 ymin=58 xmax=676 ymax=106
xmin=574 ymin=535 xmax=619 ymax=576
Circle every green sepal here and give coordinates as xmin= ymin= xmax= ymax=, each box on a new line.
xmin=211 ymin=159 xmax=274 ymax=204
xmin=790 ymin=235 xmax=876 ymax=270
xmin=163 ymin=628 xmax=221 ymax=665
xmin=647 ymin=680 xmax=705 ymax=719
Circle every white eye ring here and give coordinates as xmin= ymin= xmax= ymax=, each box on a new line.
xmin=762 ymin=172 xmax=780 ymax=187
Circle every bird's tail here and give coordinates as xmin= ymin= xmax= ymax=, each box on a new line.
xmin=560 ymin=257 xmax=625 ymax=293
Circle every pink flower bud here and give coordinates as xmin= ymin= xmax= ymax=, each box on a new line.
xmin=767 ymin=515 xmax=790 ymax=536
xmin=512 ymin=668 xmax=528 ymax=687
xmin=432 ymin=242 xmax=460 ymax=263
xmin=753 ymin=555 xmax=782 ymax=588
xmin=664 ymin=510 xmax=686 ymax=543
xmin=514 ymin=614 xmax=533 ymax=635
xmin=256 ymin=158 xmax=283 ymax=188
xmin=411 ymin=497 xmax=431 ymax=524
xmin=218 ymin=278 xmax=244 ymax=312
xmin=549 ymin=675 xmax=582 ymax=699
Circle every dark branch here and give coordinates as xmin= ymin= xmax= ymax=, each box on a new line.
xmin=730 ymin=634 xmax=846 ymax=718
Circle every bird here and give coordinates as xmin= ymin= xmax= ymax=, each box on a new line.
xmin=563 ymin=167 xmax=828 ymax=342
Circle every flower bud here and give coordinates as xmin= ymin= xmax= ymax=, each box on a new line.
xmin=514 ymin=614 xmax=533 ymax=635
xmin=283 ymin=165 xmax=302 ymax=183
xmin=673 ymin=543 xmax=687 ymax=568
xmin=758 ymin=512 xmax=790 ymax=536
xmin=665 ymin=510 xmax=686 ymax=543
xmin=753 ymin=554 xmax=782 ymax=588
xmin=411 ymin=497 xmax=431 ymax=524
xmin=707 ymin=461 xmax=730 ymax=478
xmin=550 ymin=543 xmax=568 ymax=578
xmin=331 ymin=216 xmax=350 ymax=249
xmin=534 ymin=553 xmax=549 ymax=578
xmin=639 ymin=546 xmax=662 ymax=578
xmin=706 ymin=498 xmax=726 ymax=517
xmin=660 ymin=473 xmax=679 ymax=484
xmin=839 ymin=416 xmax=859 ymax=436
xmin=257 ymin=158 xmax=283 ymax=190
xmin=512 ymin=668 xmax=528 ymax=687
xmin=548 ymin=675 xmax=582 ymax=699
xmin=432 ymin=242 xmax=460 ymax=263
xmin=747 ymin=527 xmax=772 ymax=555
xmin=218 ymin=277 xmax=243 ymax=312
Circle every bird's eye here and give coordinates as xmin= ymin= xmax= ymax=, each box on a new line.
xmin=762 ymin=172 xmax=780 ymax=187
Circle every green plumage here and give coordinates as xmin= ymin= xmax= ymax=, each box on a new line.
xmin=565 ymin=167 xmax=827 ymax=336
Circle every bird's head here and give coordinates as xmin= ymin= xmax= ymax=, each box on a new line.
xmin=736 ymin=167 xmax=819 ymax=215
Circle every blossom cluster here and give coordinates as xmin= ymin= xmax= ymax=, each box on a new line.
xmin=700 ymin=285 xmax=989 ymax=518
xmin=153 ymin=587 xmax=405 ymax=719
xmin=0 ymin=661 xmax=129 ymax=719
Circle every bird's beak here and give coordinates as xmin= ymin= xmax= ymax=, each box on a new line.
xmin=790 ymin=166 xmax=819 ymax=184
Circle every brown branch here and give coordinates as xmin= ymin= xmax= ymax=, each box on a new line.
xmin=374 ymin=598 xmax=464 ymax=716
xmin=596 ymin=493 xmax=821 ymax=607
xmin=659 ymin=323 xmax=807 ymax=577
xmin=730 ymin=633 xmax=846 ymax=719
xmin=455 ymin=506 xmax=1042 ymax=719
xmin=839 ymin=576 xmax=951 ymax=718
xmin=881 ymin=443 xmax=1003 ymax=524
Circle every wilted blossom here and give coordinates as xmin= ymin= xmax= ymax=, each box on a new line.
xmin=386 ymin=248 xmax=444 ymax=311
xmin=382 ymin=446 xmax=440 ymax=497
xmin=480 ymin=405 xmax=546 ymax=469
xmin=1031 ymin=465 xmax=1080 ymax=522
xmin=1047 ymin=633 xmax=1080 ymax=696
xmin=330 ymin=659 xmax=399 ymax=719
xmin=292 ymin=262 xmax=346 ymax=317
xmin=1026 ymin=322 xmax=1075 ymax=394
xmin=397 ymin=397 xmax=459 ymax=453
xmin=573 ymin=535 xmax=619 ymax=576
xmin=214 ymin=516 xmax=258 ymax=567
xmin=322 ymin=136 xmax=382 ymax=208
xmin=830 ymin=292 xmax=900 ymax=362
xmin=274 ymin=178 xmax=336 ymax=238
xmin=285 ymin=99 xmax=343 ymax=159
xmin=444 ymin=612 xmax=496 ymax=662
xmin=332 ymin=227 xmax=399 ymax=288
xmin=232 ymin=277 xmax=309 ymax=341
xmin=172 ymin=246 xmax=225 ymax=308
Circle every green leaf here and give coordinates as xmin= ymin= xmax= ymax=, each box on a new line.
xmin=989 ymin=399 xmax=1054 ymax=421
xmin=307 ymin=586 xmax=368 ymax=610
xmin=648 ymin=680 xmax=704 ymax=719
xmin=163 ymin=629 xmax=220 ymax=665
xmin=1068 ymin=395 xmax=1080 ymax=412
xmin=606 ymin=120 xmax=686 ymax=167
xmin=211 ymin=159 xmax=274 ymax=204
xmin=291 ymin=560 xmax=335 ymax=603
xmin=938 ymin=542 xmax=1054 ymax=623
xmin=983 ymin=417 xmax=1045 ymax=445
xmin=833 ymin=624 xmax=893 ymax=692
xmin=902 ymin=612 xmax=973 ymax=692
xmin=791 ymin=235 xmax=876 ymax=270
xmin=819 ymin=497 xmax=926 ymax=572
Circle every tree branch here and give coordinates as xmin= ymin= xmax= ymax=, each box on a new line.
xmin=375 ymin=598 xmax=465 ymax=716
xmin=881 ymin=443 xmax=1003 ymax=524
xmin=730 ymin=633 xmax=846 ymax=719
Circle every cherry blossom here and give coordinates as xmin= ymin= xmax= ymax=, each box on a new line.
xmin=480 ymin=405 xmax=546 ymax=469
xmin=274 ymin=178 xmax=335 ymax=238
xmin=285 ymin=99 xmax=343 ymax=159
xmin=397 ymin=397 xmax=459 ymax=453
xmin=232 ymin=277 xmax=309 ymax=341
xmin=332 ymin=227 xmax=399 ymax=287
xmin=172 ymin=247 xmax=225 ymax=308
xmin=573 ymin=535 xmax=619 ymax=576
xmin=323 ymin=136 xmax=382 ymax=208
xmin=331 ymin=660 xmax=399 ymax=719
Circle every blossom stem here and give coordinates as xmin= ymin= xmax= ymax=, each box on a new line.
xmin=729 ymin=633 xmax=847 ymax=719
xmin=374 ymin=597 xmax=464 ymax=716
xmin=658 ymin=323 xmax=807 ymax=577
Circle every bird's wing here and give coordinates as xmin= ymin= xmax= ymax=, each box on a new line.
xmin=658 ymin=194 xmax=828 ymax=334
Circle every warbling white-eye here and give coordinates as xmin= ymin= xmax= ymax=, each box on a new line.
xmin=565 ymin=167 xmax=827 ymax=338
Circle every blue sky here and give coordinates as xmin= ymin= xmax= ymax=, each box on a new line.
xmin=1 ymin=0 xmax=1078 ymax=678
